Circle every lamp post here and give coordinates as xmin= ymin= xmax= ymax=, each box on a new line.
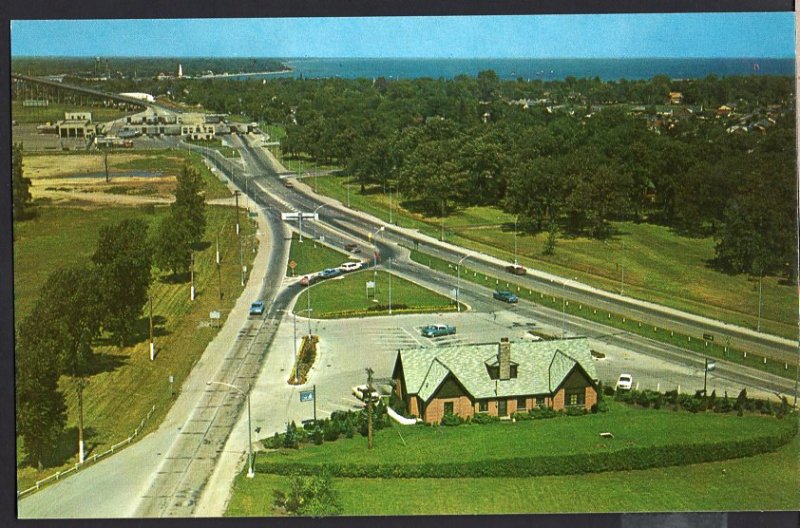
xmin=388 ymin=258 xmax=393 ymax=315
xmin=312 ymin=204 xmax=327 ymax=241
xmin=561 ymin=280 xmax=567 ymax=339
xmin=206 ymin=380 xmax=254 ymax=478
xmin=456 ymin=253 xmax=473 ymax=313
xmin=513 ymin=215 xmax=518 ymax=266
xmin=388 ymin=184 xmax=393 ymax=224
xmin=369 ymin=226 xmax=385 ymax=269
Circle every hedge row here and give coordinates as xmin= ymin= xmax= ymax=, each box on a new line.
xmin=255 ymin=416 xmax=797 ymax=478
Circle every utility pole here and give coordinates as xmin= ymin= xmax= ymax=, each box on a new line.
xmin=77 ymin=378 xmax=87 ymax=464
xmin=621 ymin=240 xmax=626 ymax=295
xmin=389 ymin=185 xmax=393 ymax=224
xmin=234 ymin=191 xmax=240 ymax=236
xmin=239 ymin=230 xmax=244 ymax=287
xmin=561 ymin=281 xmax=567 ymax=339
xmin=149 ymin=293 xmax=154 ymax=361
xmin=513 ymin=215 xmax=518 ymax=266
xmin=388 ymin=259 xmax=392 ymax=315
xmin=103 ymin=149 xmax=110 ymax=183
xmin=366 ymin=367 xmax=374 ymax=450
xmin=757 ymin=274 xmax=763 ymax=332
xmin=190 ymin=252 xmax=195 ymax=301
xmin=347 ymin=184 xmax=351 ymax=207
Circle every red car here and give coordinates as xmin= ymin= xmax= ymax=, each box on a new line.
xmin=505 ymin=264 xmax=527 ymax=275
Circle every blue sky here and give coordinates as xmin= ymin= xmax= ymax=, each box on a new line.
xmin=11 ymin=13 xmax=795 ymax=58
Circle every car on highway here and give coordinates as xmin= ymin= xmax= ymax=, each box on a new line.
xmin=249 ymin=301 xmax=265 ymax=316
xmin=493 ymin=289 xmax=519 ymax=303
xmin=319 ymin=268 xmax=342 ymax=279
xmin=339 ymin=261 xmax=363 ymax=272
xmin=421 ymin=324 xmax=456 ymax=338
xmin=505 ymin=264 xmax=527 ymax=275
xmin=352 ymin=384 xmax=381 ymax=402
xmin=616 ymin=374 xmax=633 ymax=391
xmin=299 ymin=274 xmax=319 ymax=287
xmin=344 ymin=243 xmax=361 ymax=254
xmin=283 ymin=180 xmax=294 ymax=189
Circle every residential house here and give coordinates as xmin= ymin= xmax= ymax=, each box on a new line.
xmin=392 ymin=337 xmax=598 ymax=424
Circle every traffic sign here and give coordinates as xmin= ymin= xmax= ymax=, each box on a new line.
xmin=289 ymin=260 xmax=297 ymax=269
xmin=300 ymin=390 xmax=314 ymax=402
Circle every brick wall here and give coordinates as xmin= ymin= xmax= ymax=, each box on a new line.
xmin=423 ymin=395 xmax=474 ymax=424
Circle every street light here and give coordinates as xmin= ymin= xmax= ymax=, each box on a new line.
xmin=513 ymin=216 xmax=518 ymax=266
xmin=369 ymin=226 xmax=385 ymax=269
xmin=312 ymin=204 xmax=327 ymax=240
xmin=456 ymin=253 xmax=473 ymax=313
xmin=206 ymin=380 xmax=254 ymax=478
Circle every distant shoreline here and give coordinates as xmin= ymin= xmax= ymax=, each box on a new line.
xmin=197 ymin=68 xmax=293 ymax=79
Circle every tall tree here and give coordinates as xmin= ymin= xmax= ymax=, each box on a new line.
xmin=12 ymin=142 xmax=33 ymax=220
xmin=16 ymin=315 xmax=67 ymax=471
xmin=92 ymin=219 xmax=152 ymax=346
xmin=152 ymin=213 xmax=193 ymax=277
xmin=172 ymin=165 xmax=206 ymax=245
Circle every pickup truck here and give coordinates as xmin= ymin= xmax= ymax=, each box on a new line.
xmin=505 ymin=264 xmax=527 ymax=275
xmin=421 ymin=324 xmax=456 ymax=338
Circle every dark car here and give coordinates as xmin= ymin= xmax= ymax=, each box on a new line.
xmin=493 ymin=290 xmax=519 ymax=303
xmin=249 ymin=301 xmax=265 ymax=316
xmin=344 ymin=243 xmax=361 ymax=253
xmin=505 ymin=264 xmax=527 ymax=275
xmin=318 ymin=268 xmax=342 ymax=279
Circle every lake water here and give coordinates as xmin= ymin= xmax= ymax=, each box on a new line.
xmin=238 ymin=57 xmax=794 ymax=81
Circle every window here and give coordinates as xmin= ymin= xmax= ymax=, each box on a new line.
xmin=536 ymin=397 xmax=546 ymax=408
xmin=444 ymin=401 xmax=454 ymax=415
xmin=478 ymin=400 xmax=488 ymax=413
xmin=516 ymin=397 xmax=527 ymax=410
xmin=509 ymin=365 xmax=518 ymax=378
xmin=565 ymin=388 xmax=585 ymax=407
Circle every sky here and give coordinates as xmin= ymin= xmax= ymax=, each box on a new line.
xmin=10 ymin=13 xmax=795 ymax=58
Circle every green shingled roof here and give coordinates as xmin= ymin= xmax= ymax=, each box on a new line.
xmin=398 ymin=338 xmax=597 ymax=402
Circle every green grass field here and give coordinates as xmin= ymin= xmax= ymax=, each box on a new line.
xmin=185 ymin=138 xmax=240 ymax=159
xmin=309 ymin=174 xmax=797 ymax=339
xmin=295 ymin=269 xmax=460 ymax=318
xmin=285 ymin=234 xmax=349 ymax=277
xmin=226 ymin=405 xmax=799 ymax=515
xmin=11 ymin=101 xmax=131 ymax=124
xmin=14 ymin=202 xmax=256 ymax=491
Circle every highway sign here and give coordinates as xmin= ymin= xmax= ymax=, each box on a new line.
xmin=300 ymin=390 xmax=314 ymax=402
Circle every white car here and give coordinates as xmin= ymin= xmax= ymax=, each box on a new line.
xmin=615 ymin=374 xmax=633 ymax=391
xmin=351 ymin=384 xmax=380 ymax=402
xmin=339 ymin=261 xmax=362 ymax=272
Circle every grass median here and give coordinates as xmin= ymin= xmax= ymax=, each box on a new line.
xmin=410 ymin=248 xmax=797 ymax=381
xmin=309 ymin=173 xmax=796 ymax=339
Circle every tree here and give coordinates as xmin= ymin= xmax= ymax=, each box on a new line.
xmin=16 ymin=315 xmax=68 ymax=471
xmin=12 ymin=142 xmax=33 ymax=220
xmin=92 ymin=219 xmax=152 ymax=345
xmin=172 ymin=165 xmax=206 ymax=245
xmin=152 ymin=214 xmax=193 ymax=277
xmin=272 ymin=472 xmax=341 ymax=517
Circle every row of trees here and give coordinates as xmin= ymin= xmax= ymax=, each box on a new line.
xmin=71 ymin=70 xmax=796 ymax=279
xmin=15 ymin=164 xmax=206 ymax=471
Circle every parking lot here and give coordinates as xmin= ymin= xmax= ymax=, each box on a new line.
xmin=245 ymin=306 xmax=777 ymax=444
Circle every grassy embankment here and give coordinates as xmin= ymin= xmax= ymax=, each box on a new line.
xmin=285 ymin=233 xmax=459 ymax=317
xmin=226 ymin=403 xmax=799 ymax=514
xmin=307 ymin=174 xmax=796 ymax=340
xmin=184 ymin=138 xmax=240 ymax=159
xmin=11 ymin=100 xmax=130 ymax=123
xmin=14 ymin=155 xmax=255 ymax=491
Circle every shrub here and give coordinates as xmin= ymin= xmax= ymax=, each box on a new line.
xmin=283 ymin=421 xmax=299 ymax=449
xmin=714 ymin=396 xmax=733 ymax=414
xmin=440 ymin=412 xmax=463 ymax=426
xmin=603 ymin=385 xmax=616 ymax=397
xmin=323 ymin=420 xmax=340 ymax=442
xmin=312 ymin=428 xmax=323 ymax=446
xmin=471 ymin=413 xmax=499 ymax=425
xmin=565 ymin=406 xmax=586 ymax=417
xmin=530 ymin=406 xmax=559 ymax=420
xmin=591 ymin=400 xmax=609 ymax=414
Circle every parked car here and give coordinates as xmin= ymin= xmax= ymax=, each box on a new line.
xmin=505 ymin=264 xmax=527 ymax=275
xmin=493 ymin=290 xmax=519 ymax=303
xmin=339 ymin=261 xmax=362 ymax=272
xmin=319 ymin=268 xmax=342 ymax=279
xmin=344 ymin=243 xmax=361 ymax=254
xmin=249 ymin=301 xmax=265 ymax=316
xmin=616 ymin=374 xmax=633 ymax=391
xmin=421 ymin=324 xmax=457 ymax=338
xmin=352 ymin=384 xmax=380 ymax=402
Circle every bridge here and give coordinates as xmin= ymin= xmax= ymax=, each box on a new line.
xmin=11 ymin=73 xmax=160 ymax=112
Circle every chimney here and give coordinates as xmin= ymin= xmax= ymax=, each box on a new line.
xmin=498 ymin=338 xmax=511 ymax=380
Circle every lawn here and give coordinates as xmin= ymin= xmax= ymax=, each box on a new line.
xmin=256 ymin=403 xmax=791 ymax=468
xmin=309 ymin=174 xmax=797 ymax=339
xmin=14 ymin=203 xmax=257 ymax=491
xmin=295 ymin=270 xmax=460 ymax=318
xmin=185 ymin=138 xmax=240 ymax=159
xmin=11 ymin=101 xmax=131 ymax=124
xmin=226 ymin=407 xmax=799 ymax=515
xmin=285 ymin=233 xmax=350 ymax=277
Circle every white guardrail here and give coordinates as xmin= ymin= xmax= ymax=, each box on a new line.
xmin=17 ymin=404 xmax=157 ymax=500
